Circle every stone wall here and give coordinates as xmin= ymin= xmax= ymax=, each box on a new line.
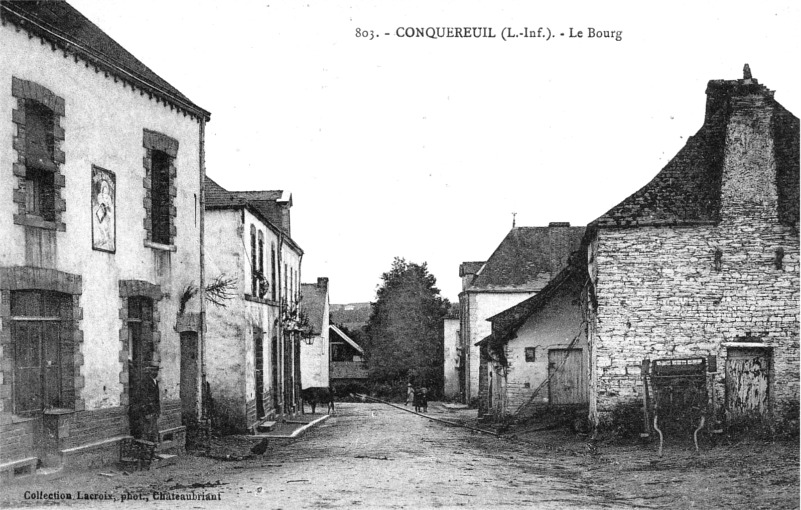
xmin=590 ymin=94 xmax=799 ymax=424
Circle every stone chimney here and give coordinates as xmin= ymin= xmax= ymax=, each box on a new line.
xmin=317 ymin=277 xmax=329 ymax=290
xmin=704 ymin=64 xmax=774 ymax=125
xmin=717 ymin=65 xmax=782 ymax=221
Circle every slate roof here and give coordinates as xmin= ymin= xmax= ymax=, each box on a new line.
xmin=468 ymin=226 xmax=585 ymax=292
xmin=301 ymin=281 xmax=328 ymax=336
xmin=487 ymin=263 xmax=583 ymax=345
xmin=205 ymin=177 xmax=245 ymax=208
xmin=1 ymin=0 xmax=209 ymax=119
xmin=205 ymin=177 xmax=303 ymax=253
xmin=593 ymin=76 xmax=799 ymax=228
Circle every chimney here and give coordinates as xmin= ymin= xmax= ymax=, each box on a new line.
xmin=280 ymin=203 xmax=291 ymax=236
xmin=317 ymin=277 xmax=329 ymax=290
xmin=704 ymin=64 xmax=772 ymax=125
xmin=548 ymin=222 xmax=570 ymax=227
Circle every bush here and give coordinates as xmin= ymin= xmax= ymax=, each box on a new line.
xmin=776 ymin=399 xmax=800 ymax=438
xmin=603 ymin=402 xmax=646 ymax=439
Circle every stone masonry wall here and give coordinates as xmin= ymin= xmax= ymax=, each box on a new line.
xmin=591 ymin=94 xmax=800 ymax=424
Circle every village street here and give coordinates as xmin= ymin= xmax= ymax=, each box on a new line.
xmin=1 ymin=402 xmax=798 ymax=509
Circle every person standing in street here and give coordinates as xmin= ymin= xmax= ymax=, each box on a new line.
xmin=406 ymin=382 xmax=414 ymax=406
xmin=142 ymin=365 xmax=161 ymax=443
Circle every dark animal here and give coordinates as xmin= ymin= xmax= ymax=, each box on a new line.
xmin=301 ymin=386 xmax=334 ymax=414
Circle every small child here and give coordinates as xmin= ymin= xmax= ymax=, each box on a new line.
xmin=420 ymin=386 xmax=428 ymax=413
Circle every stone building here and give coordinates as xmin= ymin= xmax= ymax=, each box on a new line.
xmin=442 ymin=306 xmax=460 ymax=400
xmin=481 ymin=260 xmax=588 ymax=419
xmin=458 ymin=224 xmax=584 ymax=409
xmin=204 ymin=177 xmax=303 ymax=433
xmin=585 ymin=68 xmax=799 ymax=427
xmin=300 ymin=277 xmax=330 ymax=389
xmin=0 ymin=0 xmax=210 ymax=478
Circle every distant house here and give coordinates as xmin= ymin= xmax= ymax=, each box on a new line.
xmin=0 ymin=0 xmax=209 ymax=477
xmin=204 ymin=177 xmax=304 ymax=432
xmin=481 ymin=259 xmax=587 ymax=419
xmin=442 ymin=306 xmax=460 ymax=400
xmin=329 ymin=325 xmax=368 ymax=384
xmin=300 ymin=278 xmax=331 ymax=389
xmin=584 ymin=68 xmax=799 ymax=428
xmin=458 ymin=224 xmax=585 ymax=413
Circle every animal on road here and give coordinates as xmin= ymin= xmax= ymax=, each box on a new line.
xmin=301 ymin=386 xmax=334 ymax=414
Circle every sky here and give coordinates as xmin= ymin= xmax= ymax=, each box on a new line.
xmin=69 ymin=0 xmax=800 ymax=304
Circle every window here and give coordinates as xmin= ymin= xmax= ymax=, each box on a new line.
xmin=284 ymin=263 xmax=288 ymax=304
xmin=250 ymin=226 xmax=257 ymax=296
xmin=142 ymin=129 xmax=178 ymax=247
xmin=11 ymin=290 xmax=72 ymax=414
xmin=271 ymin=244 xmax=277 ymax=301
xmin=24 ymin=167 xmax=55 ymax=222
xmin=258 ymin=232 xmax=265 ymax=298
xmin=525 ymin=347 xmax=536 ymax=362
xmin=25 ymin=101 xmax=55 ymax=171
xmin=150 ymin=150 xmax=171 ymax=245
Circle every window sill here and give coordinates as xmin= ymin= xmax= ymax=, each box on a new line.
xmin=13 ymin=214 xmax=64 ymax=231
xmin=11 ymin=414 xmax=38 ymax=424
xmin=244 ymin=294 xmax=278 ymax=306
xmin=43 ymin=408 xmax=74 ymax=416
xmin=144 ymin=240 xmax=177 ymax=252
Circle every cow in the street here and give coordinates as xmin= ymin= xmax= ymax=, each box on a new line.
xmin=301 ymin=386 xmax=335 ymax=414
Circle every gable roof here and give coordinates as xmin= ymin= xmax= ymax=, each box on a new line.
xmin=301 ymin=280 xmax=328 ymax=335
xmin=1 ymin=0 xmax=209 ymax=120
xmin=205 ymin=176 xmax=303 ymax=254
xmin=329 ymin=325 xmax=364 ymax=355
xmin=593 ymin=75 xmax=799 ymax=228
xmin=487 ymin=263 xmax=583 ymax=344
xmin=468 ymin=225 xmax=585 ymax=292
xmin=205 ymin=177 xmax=245 ymax=208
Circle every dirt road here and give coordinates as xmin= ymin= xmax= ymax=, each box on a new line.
xmin=1 ymin=402 xmax=797 ymax=509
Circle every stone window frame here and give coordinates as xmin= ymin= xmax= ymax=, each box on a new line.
xmin=142 ymin=129 xmax=178 ymax=250
xmin=118 ymin=280 xmax=163 ymax=408
xmin=11 ymin=77 xmax=66 ymax=232
xmin=0 ymin=268 xmax=84 ymax=424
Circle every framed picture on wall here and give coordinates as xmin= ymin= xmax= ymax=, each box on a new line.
xmin=91 ymin=165 xmax=116 ymax=253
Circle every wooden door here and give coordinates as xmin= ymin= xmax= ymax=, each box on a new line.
xmin=128 ymin=297 xmax=154 ymax=439
xmin=726 ymin=348 xmax=770 ymax=421
xmin=11 ymin=291 xmax=66 ymax=414
xmin=271 ymin=336 xmax=279 ymax=408
xmin=180 ymin=332 xmax=199 ymax=425
xmin=548 ymin=349 xmax=587 ymax=404
xmin=254 ymin=327 xmax=265 ymax=418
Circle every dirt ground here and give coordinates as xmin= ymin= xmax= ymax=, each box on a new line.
xmin=1 ymin=402 xmax=797 ymax=509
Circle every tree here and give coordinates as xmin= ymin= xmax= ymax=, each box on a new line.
xmin=364 ymin=258 xmax=450 ymax=395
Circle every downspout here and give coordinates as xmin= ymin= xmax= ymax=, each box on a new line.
xmin=198 ymin=118 xmax=207 ymax=424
